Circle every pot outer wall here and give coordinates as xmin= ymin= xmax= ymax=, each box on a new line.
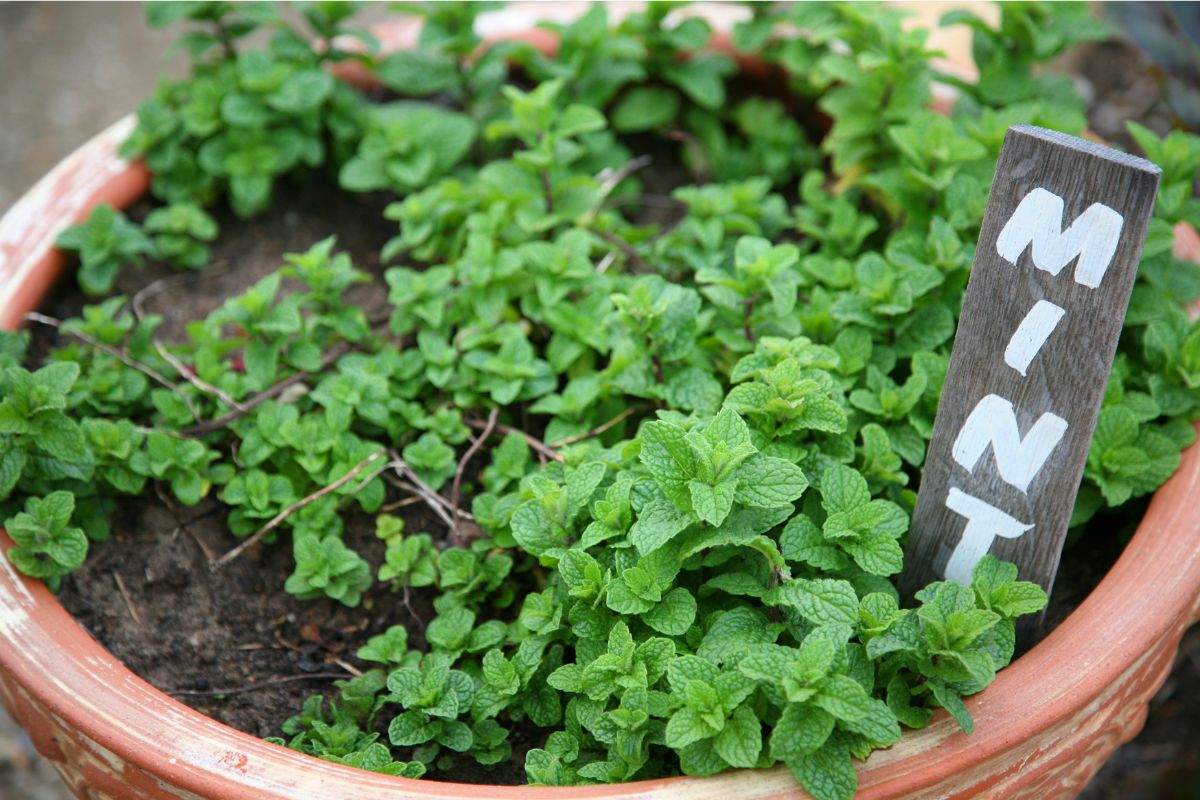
xmin=3 ymin=12 xmax=1200 ymax=800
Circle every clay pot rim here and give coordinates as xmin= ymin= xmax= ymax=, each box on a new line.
xmin=1 ymin=14 xmax=1199 ymax=800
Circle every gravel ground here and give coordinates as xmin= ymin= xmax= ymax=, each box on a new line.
xmin=0 ymin=3 xmax=1196 ymax=799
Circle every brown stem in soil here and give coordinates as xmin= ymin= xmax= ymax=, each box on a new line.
xmin=165 ymin=673 xmax=345 ymax=698
xmin=180 ymin=343 xmax=353 ymax=437
xmin=466 ymin=417 xmax=563 ymax=463
xmin=176 ymin=508 xmax=223 ymax=564
xmin=449 ymin=407 xmax=498 ymax=547
xmin=548 ymin=407 xmax=638 ymax=449
xmin=402 ymin=582 xmax=425 ymax=631
xmin=113 ymin=573 xmax=141 ymax=625
xmin=592 ymin=229 xmax=650 ymax=273
xmin=332 ymin=658 xmax=364 ymax=678
xmin=743 ymin=296 xmax=757 ymax=343
xmin=212 ymin=450 xmax=384 ymax=570
xmin=592 ymin=155 xmax=653 ymax=213
xmin=540 ymin=168 xmax=555 ymax=215
xmin=381 ymin=472 xmax=471 ymax=520
xmin=24 ymin=312 xmax=200 ymax=421
xmin=385 ymin=454 xmax=457 ymax=528
xmin=380 ymin=496 xmax=422 ymax=512
xmin=155 ymin=341 xmax=246 ymax=413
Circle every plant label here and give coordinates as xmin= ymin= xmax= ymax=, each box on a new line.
xmin=901 ymin=125 xmax=1161 ymax=642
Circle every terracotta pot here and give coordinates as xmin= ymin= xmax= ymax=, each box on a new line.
xmin=3 ymin=12 xmax=1200 ymax=800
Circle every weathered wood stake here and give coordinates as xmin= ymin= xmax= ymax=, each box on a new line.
xmin=901 ymin=125 xmax=1160 ymax=645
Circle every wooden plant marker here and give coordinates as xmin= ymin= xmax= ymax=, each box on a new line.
xmin=900 ymin=125 xmax=1160 ymax=644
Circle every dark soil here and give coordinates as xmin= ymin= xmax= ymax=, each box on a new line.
xmin=60 ymin=495 xmax=391 ymax=738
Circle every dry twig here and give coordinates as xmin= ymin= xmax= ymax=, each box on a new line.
xmin=380 ymin=496 xmax=422 ymax=512
xmin=402 ymin=583 xmax=425 ymax=631
xmin=449 ymin=407 xmax=498 ymax=546
xmin=467 ymin=418 xmax=563 ymax=463
xmin=155 ymin=341 xmax=246 ymax=413
xmin=593 ymin=155 xmax=653 ymax=207
xmin=180 ymin=344 xmax=353 ymax=437
xmin=381 ymin=474 xmax=464 ymax=517
xmin=385 ymin=453 xmax=456 ymax=528
xmin=332 ymin=658 xmax=364 ymax=678
xmin=24 ymin=312 xmax=199 ymax=420
xmin=213 ymin=450 xmax=384 ymax=570
xmin=164 ymin=673 xmax=345 ymax=698
xmin=593 ymin=229 xmax=650 ymax=273
xmin=131 ymin=269 xmax=222 ymax=321
xmin=548 ymin=407 xmax=637 ymax=448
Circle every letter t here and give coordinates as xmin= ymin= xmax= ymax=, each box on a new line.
xmin=943 ymin=488 xmax=1033 ymax=584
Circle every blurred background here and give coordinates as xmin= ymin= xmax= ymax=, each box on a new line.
xmin=0 ymin=2 xmax=1197 ymax=799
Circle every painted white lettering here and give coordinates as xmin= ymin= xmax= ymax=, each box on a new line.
xmin=943 ymin=487 xmax=1033 ymax=584
xmin=952 ymin=394 xmax=1068 ymax=493
xmin=995 ymin=187 xmax=1124 ymax=288
xmin=1004 ymin=300 xmax=1066 ymax=376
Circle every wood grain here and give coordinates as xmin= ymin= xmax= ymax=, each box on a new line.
xmin=901 ymin=125 xmax=1161 ymax=644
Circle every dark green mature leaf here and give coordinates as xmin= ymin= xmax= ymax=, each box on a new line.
xmin=612 ymin=87 xmax=680 ymax=132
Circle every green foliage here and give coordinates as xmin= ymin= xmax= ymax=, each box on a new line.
xmin=941 ymin=2 xmax=1108 ymax=123
xmin=376 ymin=2 xmax=507 ymax=109
xmin=1127 ymin=122 xmax=1200 ymax=227
xmin=865 ymin=556 xmax=1046 ymax=736
xmin=122 ymin=1 xmax=370 ymax=215
xmin=11 ymin=2 xmax=1200 ymax=798
xmin=55 ymin=205 xmax=155 ymax=296
xmin=4 ymin=491 xmax=88 ymax=591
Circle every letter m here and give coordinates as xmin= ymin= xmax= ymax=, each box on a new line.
xmin=995 ymin=187 xmax=1124 ymax=288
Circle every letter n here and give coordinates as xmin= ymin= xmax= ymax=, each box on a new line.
xmin=952 ymin=394 xmax=1068 ymax=493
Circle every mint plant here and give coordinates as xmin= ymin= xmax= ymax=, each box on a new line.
xmin=4 ymin=491 xmax=88 ymax=591
xmin=143 ymin=203 xmax=219 ymax=269
xmin=121 ymin=0 xmax=371 ymax=216
xmin=0 ymin=361 xmax=92 ymax=501
xmin=9 ymin=2 xmax=1200 ymax=799
xmin=339 ymin=103 xmax=477 ymax=193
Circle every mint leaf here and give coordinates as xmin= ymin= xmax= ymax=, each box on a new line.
xmin=791 ymin=739 xmax=858 ymax=800
xmin=733 ymin=455 xmax=808 ymax=507
xmin=713 ymin=706 xmax=761 ymax=768
xmin=644 ymin=587 xmax=697 ymax=635
xmin=688 ymin=479 xmax=736 ymax=526
xmin=628 ymin=499 xmax=694 ymax=555
xmin=771 ymin=579 xmax=859 ymax=626
xmin=612 ymin=86 xmax=680 ymax=132
xmin=771 ymin=704 xmax=835 ymax=760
